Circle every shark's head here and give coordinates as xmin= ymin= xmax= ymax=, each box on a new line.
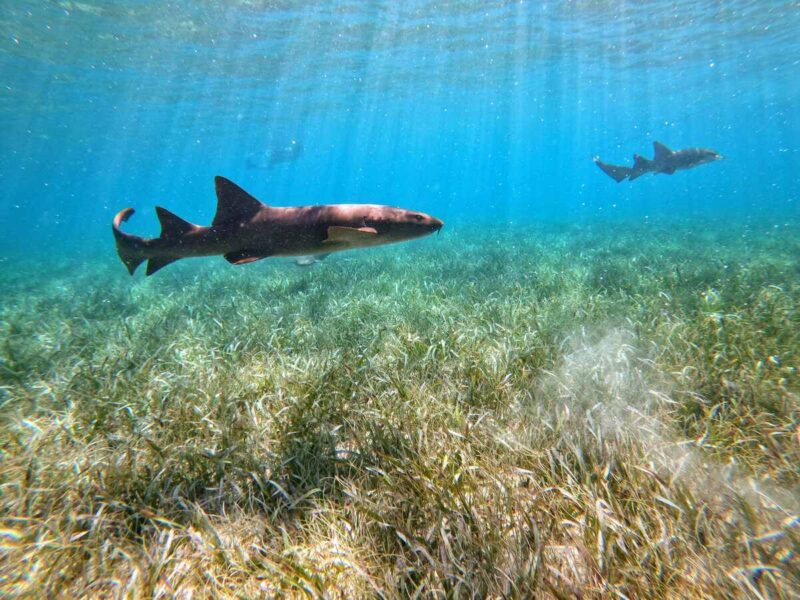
xmin=329 ymin=205 xmax=442 ymax=248
xmin=364 ymin=206 xmax=444 ymax=242
xmin=696 ymin=148 xmax=724 ymax=165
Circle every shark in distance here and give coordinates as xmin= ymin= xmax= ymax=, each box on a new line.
xmin=594 ymin=141 xmax=723 ymax=182
xmin=246 ymin=140 xmax=304 ymax=169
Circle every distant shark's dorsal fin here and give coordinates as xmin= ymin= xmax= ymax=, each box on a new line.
xmin=653 ymin=141 xmax=673 ymax=161
xmin=155 ymin=206 xmax=196 ymax=238
xmin=213 ymin=176 xmax=267 ymax=227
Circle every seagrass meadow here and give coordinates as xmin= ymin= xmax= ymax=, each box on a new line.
xmin=1 ymin=219 xmax=798 ymax=598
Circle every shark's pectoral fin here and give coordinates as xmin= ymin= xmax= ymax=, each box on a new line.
xmin=323 ymin=226 xmax=378 ymax=244
xmin=224 ymin=249 xmax=271 ymax=265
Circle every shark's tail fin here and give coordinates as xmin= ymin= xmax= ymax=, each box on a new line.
xmin=593 ymin=157 xmax=631 ymax=183
xmin=112 ymin=208 xmax=148 ymax=275
xmin=113 ymin=207 xmax=199 ymax=276
xmin=629 ymin=154 xmax=653 ymax=181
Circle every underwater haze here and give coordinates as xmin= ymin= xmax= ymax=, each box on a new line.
xmin=2 ymin=2 xmax=800 ymax=598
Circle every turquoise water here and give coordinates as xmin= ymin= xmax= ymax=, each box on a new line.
xmin=2 ymin=1 xmax=798 ymax=254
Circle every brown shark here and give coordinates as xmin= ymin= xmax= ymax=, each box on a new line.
xmin=113 ymin=176 xmax=444 ymax=276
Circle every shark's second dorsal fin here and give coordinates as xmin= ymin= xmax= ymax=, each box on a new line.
xmin=156 ymin=206 xmax=196 ymax=238
xmin=653 ymin=141 xmax=673 ymax=161
xmin=213 ymin=176 xmax=267 ymax=227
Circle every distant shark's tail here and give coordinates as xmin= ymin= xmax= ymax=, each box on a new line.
xmin=593 ymin=157 xmax=631 ymax=183
xmin=628 ymin=154 xmax=654 ymax=181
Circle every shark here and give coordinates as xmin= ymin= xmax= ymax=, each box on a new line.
xmin=112 ymin=176 xmax=443 ymax=276
xmin=594 ymin=141 xmax=723 ymax=182
xmin=246 ymin=140 xmax=304 ymax=170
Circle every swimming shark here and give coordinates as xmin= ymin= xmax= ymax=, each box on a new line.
xmin=112 ymin=176 xmax=443 ymax=276
xmin=246 ymin=140 xmax=304 ymax=169
xmin=594 ymin=141 xmax=723 ymax=182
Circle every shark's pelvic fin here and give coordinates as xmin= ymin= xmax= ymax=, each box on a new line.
xmin=652 ymin=141 xmax=673 ymax=162
xmin=593 ymin=157 xmax=631 ymax=183
xmin=155 ymin=206 xmax=197 ymax=238
xmin=213 ymin=176 xmax=267 ymax=227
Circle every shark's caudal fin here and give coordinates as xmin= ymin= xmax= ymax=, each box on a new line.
xmin=113 ymin=207 xmax=199 ymax=276
xmin=628 ymin=154 xmax=653 ymax=181
xmin=112 ymin=208 xmax=147 ymax=275
xmin=593 ymin=157 xmax=631 ymax=183
xmin=213 ymin=176 xmax=267 ymax=226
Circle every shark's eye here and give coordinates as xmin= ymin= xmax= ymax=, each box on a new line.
xmin=413 ymin=214 xmax=424 ymax=221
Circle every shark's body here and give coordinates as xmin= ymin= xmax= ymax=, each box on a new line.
xmin=113 ymin=176 xmax=443 ymax=276
xmin=594 ymin=142 xmax=723 ymax=183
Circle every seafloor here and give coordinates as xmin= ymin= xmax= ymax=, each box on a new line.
xmin=1 ymin=219 xmax=798 ymax=597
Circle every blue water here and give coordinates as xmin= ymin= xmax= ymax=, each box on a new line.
xmin=2 ymin=6 xmax=800 ymax=595
xmin=1 ymin=1 xmax=799 ymax=254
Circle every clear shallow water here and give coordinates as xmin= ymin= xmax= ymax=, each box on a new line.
xmin=3 ymin=4 xmax=800 ymax=597
xmin=1 ymin=0 xmax=799 ymax=255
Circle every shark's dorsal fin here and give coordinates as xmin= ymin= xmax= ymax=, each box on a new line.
xmin=629 ymin=154 xmax=653 ymax=181
xmin=156 ymin=206 xmax=196 ymax=238
xmin=213 ymin=176 xmax=267 ymax=227
xmin=653 ymin=141 xmax=673 ymax=161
